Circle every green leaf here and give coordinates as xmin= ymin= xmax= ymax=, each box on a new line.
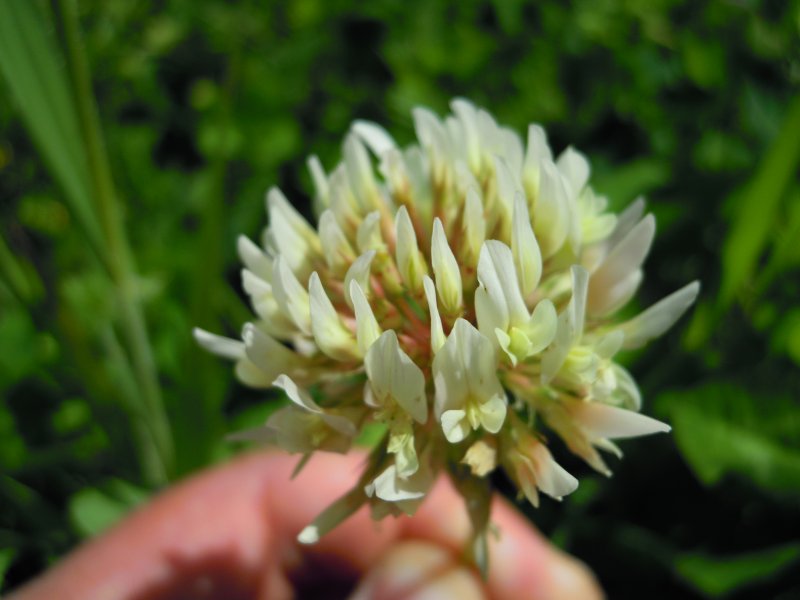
xmin=68 ymin=479 xmax=149 ymax=538
xmin=676 ymin=544 xmax=800 ymax=598
xmin=0 ymin=547 xmax=17 ymax=591
xmin=656 ymin=382 xmax=800 ymax=493
xmin=0 ymin=0 xmax=101 ymax=249
xmin=720 ymin=95 xmax=800 ymax=307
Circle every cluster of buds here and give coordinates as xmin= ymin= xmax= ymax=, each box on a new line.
xmin=195 ymin=99 xmax=699 ymax=561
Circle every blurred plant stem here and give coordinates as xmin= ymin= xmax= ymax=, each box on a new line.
xmin=52 ymin=0 xmax=173 ymax=485
xmin=178 ymin=5 xmax=247 ymax=473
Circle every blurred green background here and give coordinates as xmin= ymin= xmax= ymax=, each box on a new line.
xmin=1 ymin=0 xmax=799 ymax=597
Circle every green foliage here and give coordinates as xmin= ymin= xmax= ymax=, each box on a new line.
xmin=720 ymin=97 xmax=800 ymax=309
xmin=0 ymin=0 xmax=99 ymax=249
xmin=676 ymin=544 xmax=800 ymax=598
xmin=0 ymin=549 xmax=16 ymax=590
xmin=1 ymin=0 xmax=799 ymax=596
xmin=68 ymin=479 xmax=149 ymax=539
xmin=657 ymin=383 xmax=800 ymax=493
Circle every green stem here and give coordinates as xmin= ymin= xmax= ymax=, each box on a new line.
xmin=53 ymin=0 xmax=173 ymax=485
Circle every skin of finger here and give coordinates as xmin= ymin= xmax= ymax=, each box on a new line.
xmin=347 ymin=541 xmax=455 ymax=600
xmin=9 ymin=451 xmax=600 ymax=600
xmin=9 ymin=451 xmax=403 ymax=600
xmin=347 ymin=541 xmax=486 ymax=600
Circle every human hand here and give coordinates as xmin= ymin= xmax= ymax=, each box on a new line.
xmin=10 ymin=451 xmax=602 ymax=599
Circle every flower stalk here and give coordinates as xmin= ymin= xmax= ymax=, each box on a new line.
xmin=54 ymin=0 xmax=173 ymax=485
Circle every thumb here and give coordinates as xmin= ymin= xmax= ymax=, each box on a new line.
xmin=347 ymin=541 xmax=484 ymax=600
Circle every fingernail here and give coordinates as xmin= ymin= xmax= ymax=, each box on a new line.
xmin=348 ymin=541 xmax=485 ymax=600
xmin=405 ymin=567 xmax=484 ymax=600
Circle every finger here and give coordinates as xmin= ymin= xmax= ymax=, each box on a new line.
xmin=9 ymin=451 xmax=403 ymax=600
xmin=398 ymin=475 xmax=601 ymax=599
xmin=11 ymin=450 xmax=601 ymax=600
xmin=347 ymin=541 xmax=485 ymax=600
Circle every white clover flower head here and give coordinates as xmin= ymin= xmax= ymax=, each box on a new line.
xmin=195 ymin=98 xmax=700 ymax=556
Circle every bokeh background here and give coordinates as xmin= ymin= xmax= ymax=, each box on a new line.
xmin=1 ymin=0 xmax=799 ymax=597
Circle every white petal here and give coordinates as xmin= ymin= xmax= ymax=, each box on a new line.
xmin=235 ymin=359 xmax=274 ymax=387
xmin=356 ymin=211 xmax=383 ymax=253
xmin=241 ymin=267 xmax=270 ymax=298
xmin=477 ymin=240 xmax=529 ymax=327
xmin=620 ymin=281 xmax=701 ymax=349
xmin=308 ymin=272 xmax=357 ymax=361
xmin=523 ymin=124 xmax=553 ymax=177
xmin=462 ymin=186 xmax=486 ymax=263
xmin=307 ymin=155 xmax=329 ymax=211
xmin=344 ymin=133 xmax=380 ymax=211
xmin=273 ymin=374 xmax=321 ymax=412
xmin=556 ymin=146 xmax=590 ymax=197
xmin=266 ymin=187 xmax=320 ymax=278
xmin=395 ymin=205 xmax=427 ymax=293
xmin=343 ymin=250 xmax=376 ymax=308
xmin=423 ymin=276 xmax=445 ymax=354
xmin=441 ymin=410 xmax=470 ymax=443
xmin=366 ymin=464 xmax=430 ymax=504
xmin=493 ymin=156 xmax=517 ymax=231
xmin=608 ymin=196 xmax=646 ymax=250
xmin=388 ymin=429 xmax=419 ymax=478
xmin=318 ymin=210 xmax=355 ymax=274
xmin=432 ymin=331 xmax=469 ymax=418
xmin=512 ymin=193 xmax=542 ymax=298
xmin=540 ymin=311 xmax=571 ymax=384
xmin=350 ymin=280 xmax=381 ymax=355
xmin=589 ymin=214 xmax=655 ymax=304
xmin=413 ymin=107 xmax=450 ymax=164
xmin=271 ymin=255 xmax=311 ymax=335
xmin=588 ymin=269 xmax=643 ymax=316
xmin=431 ymin=218 xmax=463 ymax=314
xmin=534 ymin=160 xmax=570 ymax=258
xmin=434 ymin=319 xmax=504 ymax=425
xmin=475 ymin=285 xmax=508 ymax=346
xmin=612 ymin=364 xmax=642 ymax=411
xmin=524 ymin=299 xmax=558 ymax=355
xmin=237 ymin=235 xmax=273 ymax=282
xmin=570 ymin=265 xmax=590 ymax=340
xmin=193 ymin=328 xmax=244 ymax=361
xmin=242 ymin=323 xmax=305 ymax=384
xmin=365 ymin=331 xmax=428 ymax=424
xmin=328 ymin=165 xmax=361 ymax=231
xmin=451 ymin=98 xmax=482 ymax=171
xmin=541 ymin=267 xmax=589 ymax=383
xmin=498 ymin=127 xmax=525 ymax=175
xmin=241 ymin=270 xmax=296 ymax=339
xmin=479 ymin=394 xmax=507 ymax=434
xmin=572 ymin=402 xmax=670 ymax=440
xmin=353 ymin=120 xmax=397 ymax=156
xmin=530 ymin=443 xmax=579 ymax=500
